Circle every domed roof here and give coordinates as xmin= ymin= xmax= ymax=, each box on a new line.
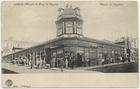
xmin=57 ymin=4 xmax=82 ymax=21
xmin=63 ymin=4 xmax=75 ymax=15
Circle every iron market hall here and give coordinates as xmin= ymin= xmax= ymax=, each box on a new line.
xmin=3 ymin=5 xmax=128 ymax=68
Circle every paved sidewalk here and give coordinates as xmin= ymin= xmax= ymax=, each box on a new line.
xmin=2 ymin=63 xmax=100 ymax=73
xmin=75 ymin=62 xmax=125 ymax=70
xmin=2 ymin=62 xmax=132 ymax=73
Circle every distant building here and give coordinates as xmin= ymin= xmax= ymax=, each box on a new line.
xmin=2 ymin=40 xmax=39 ymax=56
xmin=115 ymin=37 xmax=138 ymax=62
xmin=3 ymin=5 xmax=127 ymax=67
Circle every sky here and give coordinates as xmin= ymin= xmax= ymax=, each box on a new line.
xmin=2 ymin=1 xmax=138 ymax=43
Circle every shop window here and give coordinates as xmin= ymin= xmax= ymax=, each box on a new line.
xmin=57 ymin=49 xmax=63 ymax=58
xmin=89 ymin=48 xmax=97 ymax=59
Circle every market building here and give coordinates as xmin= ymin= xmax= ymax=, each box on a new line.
xmin=2 ymin=5 xmax=125 ymax=68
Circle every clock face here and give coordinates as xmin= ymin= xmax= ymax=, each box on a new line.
xmin=57 ymin=23 xmax=62 ymax=36
xmin=65 ymin=21 xmax=73 ymax=33
xmin=66 ymin=21 xmax=73 ymax=27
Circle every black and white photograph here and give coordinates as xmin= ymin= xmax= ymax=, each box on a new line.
xmin=1 ymin=1 xmax=139 ymax=88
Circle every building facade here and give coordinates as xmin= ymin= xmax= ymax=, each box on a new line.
xmin=2 ymin=5 xmax=125 ymax=68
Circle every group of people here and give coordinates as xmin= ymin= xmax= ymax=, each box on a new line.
xmin=11 ymin=54 xmax=75 ymax=72
xmin=58 ymin=55 xmax=75 ymax=72
xmin=11 ymin=52 xmax=132 ymax=72
xmin=29 ymin=58 xmax=44 ymax=69
xmin=11 ymin=57 xmax=47 ymax=69
xmin=100 ymin=56 xmax=128 ymax=65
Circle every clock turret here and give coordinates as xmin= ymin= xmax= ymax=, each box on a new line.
xmin=56 ymin=4 xmax=83 ymax=37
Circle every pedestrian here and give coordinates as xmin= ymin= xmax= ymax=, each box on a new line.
xmin=88 ymin=59 xmax=91 ymax=66
xmin=36 ymin=58 xmax=40 ymax=69
xmin=30 ymin=59 xmax=33 ymax=69
xmin=122 ymin=56 xmax=125 ymax=63
xmin=60 ymin=59 xmax=64 ymax=72
xmin=110 ymin=58 xmax=112 ymax=63
xmin=65 ymin=58 xmax=68 ymax=69
xmin=102 ymin=58 xmax=104 ymax=66
xmin=86 ymin=59 xmax=89 ymax=67
xmin=39 ymin=59 xmax=43 ymax=69
xmin=120 ymin=56 xmax=122 ymax=63
xmin=71 ymin=60 xmax=74 ymax=69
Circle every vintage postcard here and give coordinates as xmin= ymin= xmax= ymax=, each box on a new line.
xmin=1 ymin=1 xmax=139 ymax=88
